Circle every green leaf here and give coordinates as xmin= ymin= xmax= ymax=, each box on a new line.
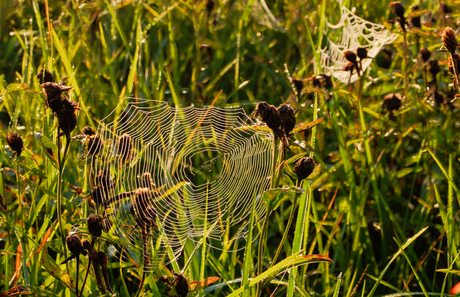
xmin=263 ymin=187 xmax=303 ymax=211
xmin=34 ymin=132 xmax=58 ymax=169
xmin=40 ymin=246 xmax=76 ymax=293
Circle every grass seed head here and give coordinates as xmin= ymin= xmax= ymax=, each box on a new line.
xmin=294 ymin=157 xmax=316 ymax=182
xmin=6 ymin=131 xmax=23 ymax=157
xmin=277 ymin=103 xmax=296 ymax=136
xmin=118 ymin=133 xmax=133 ymax=161
xmin=66 ymin=234 xmax=84 ymax=255
xmin=343 ymin=50 xmax=357 ymax=64
xmin=87 ymin=214 xmax=103 ymax=237
xmin=420 ymin=48 xmax=431 ymax=62
xmin=82 ymin=126 xmax=96 ymax=136
xmin=389 ymin=2 xmax=405 ymax=18
xmin=442 ymin=27 xmax=458 ymax=53
xmin=37 ymin=68 xmax=54 ymax=84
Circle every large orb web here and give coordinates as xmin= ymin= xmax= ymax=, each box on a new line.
xmin=91 ymin=98 xmax=273 ymax=271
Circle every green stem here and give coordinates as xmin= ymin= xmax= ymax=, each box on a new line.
xmin=256 ymin=135 xmax=279 ymax=296
xmin=57 ymin=134 xmax=72 ymax=273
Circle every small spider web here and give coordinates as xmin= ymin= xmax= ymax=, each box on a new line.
xmin=319 ymin=6 xmax=398 ymax=83
xmin=91 ymin=98 xmax=273 ymax=271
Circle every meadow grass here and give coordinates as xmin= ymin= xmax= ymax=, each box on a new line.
xmin=0 ymin=0 xmax=459 ymax=296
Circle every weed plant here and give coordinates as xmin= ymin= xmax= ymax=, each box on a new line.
xmin=1 ymin=0 xmax=460 ymax=296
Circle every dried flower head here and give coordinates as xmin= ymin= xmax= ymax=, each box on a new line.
xmin=37 ymin=68 xmax=54 ymax=84
xmin=291 ymin=78 xmax=304 ymax=95
xmin=320 ymin=74 xmax=333 ymax=89
xmin=40 ymin=82 xmax=72 ymax=114
xmin=356 ymin=47 xmax=368 ymax=60
xmin=6 ymin=131 xmax=23 ymax=157
xmin=428 ymin=60 xmax=441 ymax=76
xmin=410 ymin=5 xmax=421 ymax=28
xmin=91 ymin=186 xmax=105 ymax=206
xmin=96 ymin=169 xmax=115 ymax=190
xmin=87 ymin=135 xmax=103 ymax=157
xmin=87 ymin=214 xmax=104 ymax=237
xmin=173 ymin=273 xmax=189 ymax=297
xmin=136 ymin=207 xmax=157 ymax=229
xmin=343 ymin=50 xmax=357 ymax=64
xmin=254 ymin=102 xmax=282 ymax=132
xmin=377 ymin=47 xmax=393 ymax=69
xmin=277 ymin=103 xmax=296 ymax=136
xmin=389 ymin=2 xmax=405 ymax=18
xmin=294 ymin=157 xmax=316 ymax=182
xmin=57 ymin=98 xmax=79 ymax=139
xmin=82 ymin=126 xmax=96 ymax=136
xmin=383 ymin=93 xmax=402 ymax=112
xmin=311 ymin=75 xmax=322 ymax=88
xmin=442 ymin=27 xmax=458 ymax=53
xmin=206 ymin=0 xmax=215 ymax=14
xmin=140 ymin=172 xmax=154 ymax=189
xmin=420 ymin=48 xmax=431 ymax=62
xmin=66 ymin=234 xmax=84 ymax=255
xmin=118 ymin=133 xmax=133 ymax=161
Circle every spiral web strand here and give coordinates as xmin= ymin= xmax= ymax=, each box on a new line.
xmin=319 ymin=6 xmax=397 ymax=83
xmin=90 ymin=98 xmax=273 ymax=271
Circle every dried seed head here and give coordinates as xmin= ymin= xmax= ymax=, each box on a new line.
xmin=66 ymin=234 xmax=83 ymax=255
xmin=389 ymin=2 xmax=405 ymax=18
xmin=410 ymin=5 xmax=421 ymax=28
xmin=91 ymin=186 xmax=105 ymax=206
xmin=429 ymin=60 xmax=441 ymax=76
xmin=136 ymin=207 xmax=157 ymax=229
xmin=377 ymin=47 xmax=393 ymax=69
xmin=291 ymin=78 xmax=304 ymax=94
xmin=254 ymin=102 xmax=282 ymax=131
xmin=343 ymin=50 xmax=357 ymax=64
xmin=320 ymin=74 xmax=333 ymax=89
xmin=442 ymin=27 xmax=458 ymax=53
xmin=134 ymin=188 xmax=150 ymax=211
xmin=356 ymin=47 xmax=368 ymax=60
xmin=206 ymin=0 xmax=215 ymax=13
xmin=40 ymin=82 xmax=72 ymax=114
xmin=294 ymin=157 xmax=316 ymax=182
xmin=82 ymin=239 xmax=91 ymax=251
xmin=96 ymin=169 xmax=115 ymax=190
xmin=82 ymin=126 xmax=96 ymax=136
xmin=311 ymin=75 xmax=322 ymax=88
xmin=57 ymin=98 xmax=79 ymax=139
xmin=383 ymin=93 xmax=402 ymax=112
xmin=87 ymin=135 xmax=103 ymax=157
xmin=419 ymin=48 xmax=431 ymax=62
xmin=140 ymin=172 xmax=154 ymax=189
xmin=87 ymin=214 xmax=104 ymax=237
xmin=440 ymin=2 xmax=452 ymax=14
xmin=37 ymin=68 xmax=54 ymax=84
xmin=118 ymin=133 xmax=133 ymax=161
xmin=173 ymin=273 xmax=189 ymax=297
xmin=277 ymin=103 xmax=296 ymax=136
xmin=6 ymin=131 xmax=23 ymax=156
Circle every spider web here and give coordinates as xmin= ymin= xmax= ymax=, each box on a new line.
xmin=91 ymin=98 xmax=273 ymax=271
xmin=319 ymin=6 xmax=398 ymax=83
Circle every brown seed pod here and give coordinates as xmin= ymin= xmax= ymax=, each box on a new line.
xmin=311 ymin=75 xmax=322 ymax=88
xmin=389 ymin=2 xmax=405 ymax=18
xmin=383 ymin=93 xmax=402 ymax=112
xmin=320 ymin=74 xmax=333 ymax=89
xmin=442 ymin=27 xmax=458 ymax=53
xmin=134 ymin=188 xmax=150 ymax=212
xmin=57 ymin=98 xmax=79 ymax=139
xmin=40 ymin=82 xmax=72 ymax=114
xmin=96 ymin=169 xmax=115 ymax=190
xmin=6 ymin=131 xmax=23 ymax=157
xmin=294 ymin=157 xmax=316 ymax=182
xmin=87 ymin=214 xmax=104 ymax=237
xmin=82 ymin=239 xmax=91 ymax=251
xmin=136 ymin=207 xmax=157 ymax=229
xmin=277 ymin=103 xmax=296 ymax=136
xmin=254 ymin=102 xmax=282 ymax=131
xmin=82 ymin=126 xmax=96 ymax=136
xmin=377 ymin=47 xmax=393 ymax=69
xmin=419 ymin=48 xmax=431 ymax=62
xmin=87 ymin=135 xmax=103 ymax=157
xmin=140 ymin=172 xmax=154 ymax=189
xmin=291 ymin=78 xmax=304 ymax=94
xmin=66 ymin=234 xmax=84 ymax=255
xmin=173 ymin=273 xmax=189 ymax=297
xmin=37 ymin=68 xmax=54 ymax=84
xmin=343 ymin=50 xmax=357 ymax=64
xmin=91 ymin=186 xmax=105 ymax=206
xmin=356 ymin=47 xmax=368 ymax=60
xmin=428 ymin=60 xmax=441 ymax=76
xmin=118 ymin=133 xmax=133 ymax=161
xmin=410 ymin=5 xmax=421 ymax=28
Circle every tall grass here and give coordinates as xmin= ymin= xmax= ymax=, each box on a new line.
xmin=1 ymin=0 xmax=459 ymax=296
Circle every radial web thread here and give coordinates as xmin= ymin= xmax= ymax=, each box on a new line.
xmin=90 ymin=98 xmax=273 ymax=271
xmin=319 ymin=6 xmax=398 ymax=83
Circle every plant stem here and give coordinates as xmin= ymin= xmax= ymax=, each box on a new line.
xmin=256 ymin=135 xmax=279 ymax=296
